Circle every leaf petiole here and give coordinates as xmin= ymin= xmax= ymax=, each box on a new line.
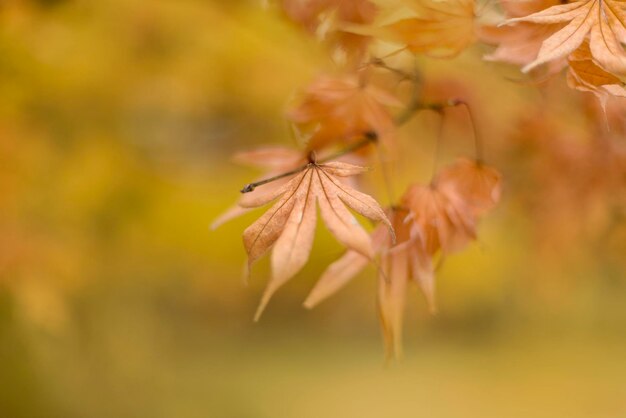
xmin=240 ymin=132 xmax=378 ymax=193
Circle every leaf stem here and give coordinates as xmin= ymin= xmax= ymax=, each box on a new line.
xmin=431 ymin=108 xmax=446 ymax=181
xmin=240 ymin=165 xmax=309 ymax=193
xmin=397 ymin=97 xmax=484 ymax=162
xmin=448 ymin=99 xmax=484 ymax=162
xmin=240 ymin=132 xmax=378 ymax=193
xmin=369 ymin=57 xmax=419 ymax=82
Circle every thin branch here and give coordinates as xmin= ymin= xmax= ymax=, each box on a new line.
xmin=368 ymin=59 xmax=484 ymax=162
xmin=392 ymin=60 xmax=425 ymax=126
xmin=240 ymin=70 xmax=485 ymax=195
xmin=318 ymin=131 xmax=377 ymax=163
xmin=369 ymin=57 xmax=418 ymax=82
xmin=395 ymin=90 xmax=422 ymax=126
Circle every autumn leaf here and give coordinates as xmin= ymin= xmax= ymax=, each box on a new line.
xmin=280 ymin=0 xmax=378 ymax=58
xmin=436 ymin=158 xmax=503 ymax=217
xmin=329 ymin=0 xmax=380 ymax=58
xmin=287 ymin=74 xmax=402 ymax=151
xmin=280 ymin=0 xmax=329 ymax=32
xmin=479 ymin=0 xmax=565 ymax=70
xmin=503 ymin=0 xmax=626 ymax=75
xmin=403 ymin=158 xmax=502 ymax=257
xmin=242 ymin=161 xmax=393 ymax=321
xmin=382 ymin=0 xmax=476 ymax=58
xmin=404 ymin=182 xmax=477 ymax=255
xmin=567 ymin=41 xmax=626 ymax=106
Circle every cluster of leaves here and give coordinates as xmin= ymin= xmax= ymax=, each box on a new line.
xmin=481 ymin=0 xmax=626 ymax=106
xmin=214 ymin=0 xmax=626 ymax=358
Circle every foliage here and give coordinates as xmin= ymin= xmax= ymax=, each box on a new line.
xmin=0 ymin=0 xmax=624 ymax=368
xmin=213 ymin=0 xmax=626 ymax=359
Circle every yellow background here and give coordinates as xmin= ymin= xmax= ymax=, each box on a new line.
xmin=0 ymin=1 xmax=625 ymax=417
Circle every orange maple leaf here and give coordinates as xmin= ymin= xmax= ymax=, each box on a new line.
xmin=280 ymin=0 xmax=378 ymax=57
xmin=503 ymin=0 xmax=626 ymax=75
xmin=403 ymin=182 xmax=476 ymax=255
xmin=480 ymin=0 xmax=565 ymax=69
xmin=436 ymin=158 xmax=503 ymax=217
xmin=287 ymin=74 xmax=402 ymax=151
xmin=382 ymin=0 xmax=476 ymax=58
xmin=405 ymin=159 xmax=502 ymax=255
xmin=567 ymin=41 xmax=626 ymax=105
xmin=243 ymin=161 xmax=393 ymax=320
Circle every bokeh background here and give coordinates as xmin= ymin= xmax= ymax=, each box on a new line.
xmin=1 ymin=1 xmax=625 ymax=417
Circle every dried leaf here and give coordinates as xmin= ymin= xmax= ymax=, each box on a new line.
xmin=280 ymin=0 xmax=378 ymax=58
xmin=436 ymin=158 xmax=503 ymax=217
xmin=287 ymin=74 xmax=402 ymax=151
xmin=383 ymin=0 xmax=476 ymax=58
xmin=479 ymin=0 xmax=565 ymax=69
xmin=504 ymin=0 xmax=626 ymax=75
xmin=243 ymin=162 xmax=393 ymax=320
xmin=567 ymin=41 xmax=626 ymax=106
xmin=403 ymin=182 xmax=477 ymax=255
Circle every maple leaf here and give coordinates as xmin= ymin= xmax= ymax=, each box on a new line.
xmin=287 ymin=74 xmax=402 ymax=151
xmin=211 ymin=147 xmax=306 ymax=229
xmin=242 ymin=161 xmax=393 ymax=320
xmin=329 ymin=0 xmax=380 ymax=57
xmin=479 ymin=0 xmax=565 ymax=69
xmin=403 ymin=182 xmax=477 ymax=255
xmin=404 ymin=158 xmax=502 ymax=255
xmin=280 ymin=0 xmax=378 ymax=58
xmin=382 ymin=0 xmax=476 ymax=58
xmin=567 ymin=41 xmax=626 ymax=106
xmin=504 ymin=0 xmax=626 ymax=75
xmin=280 ymin=0 xmax=329 ymax=32
xmin=436 ymin=158 xmax=503 ymax=217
